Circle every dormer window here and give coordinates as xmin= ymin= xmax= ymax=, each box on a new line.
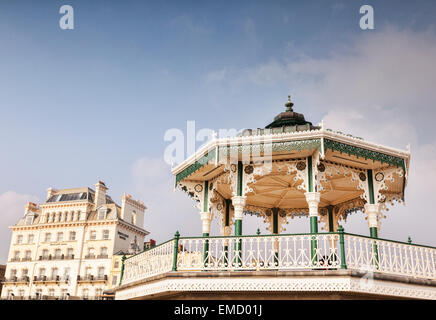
xmin=25 ymin=213 xmax=34 ymax=225
xmin=97 ymin=206 xmax=108 ymax=220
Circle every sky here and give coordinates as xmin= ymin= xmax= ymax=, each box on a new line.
xmin=1 ymin=0 xmax=436 ymax=263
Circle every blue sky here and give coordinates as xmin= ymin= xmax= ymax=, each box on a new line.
xmin=1 ymin=0 xmax=436 ymax=262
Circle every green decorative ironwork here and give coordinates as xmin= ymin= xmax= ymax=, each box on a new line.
xmin=237 ymin=161 xmax=243 ymax=196
xmin=172 ymin=231 xmax=180 ymax=271
xmin=338 ymin=226 xmax=347 ymax=269
xmin=367 ymin=169 xmax=375 ymax=204
xmin=307 ymin=156 xmax=313 ymax=192
xmin=119 ymin=255 xmax=126 ymax=286
xmin=175 ymin=149 xmax=216 ymax=185
xmin=324 ymin=139 xmax=406 ymax=170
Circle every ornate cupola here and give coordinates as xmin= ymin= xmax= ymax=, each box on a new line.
xmin=265 ymin=95 xmax=318 ymax=130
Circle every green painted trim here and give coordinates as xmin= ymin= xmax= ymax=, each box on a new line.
xmin=307 ymin=156 xmax=313 ymax=192
xmin=324 ymin=139 xmax=405 ymax=170
xmin=172 ymin=231 xmax=180 ymax=271
xmin=203 ymin=181 xmax=209 ymax=212
xmin=202 ymin=232 xmax=210 ymax=267
xmin=234 ymin=219 xmax=242 ymax=267
xmin=310 ymin=216 xmax=318 ymax=264
xmin=338 ymin=226 xmax=347 ymax=269
xmin=327 ymin=206 xmax=334 ymax=232
xmin=272 ymin=208 xmax=279 ymax=234
xmin=235 ymin=219 xmax=242 ymax=236
xmin=369 ymin=227 xmax=379 ymax=269
xmin=225 ymin=199 xmax=230 ymax=226
xmin=310 ymin=216 xmax=318 ymax=233
xmin=370 ymin=226 xmax=378 ymax=238
xmin=367 ymin=169 xmax=375 ymax=204
xmin=237 ymin=161 xmax=243 ymax=196
xmin=175 ymin=149 xmax=216 ymax=186
xmin=119 ymin=255 xmax=126 ymax=285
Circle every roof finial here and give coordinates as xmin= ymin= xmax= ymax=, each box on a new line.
xmin=285 ymin=95 xmax=294 ymax=112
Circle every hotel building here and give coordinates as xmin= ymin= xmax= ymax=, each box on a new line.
xmin=1 ymin=181 xmax=149 ymax=300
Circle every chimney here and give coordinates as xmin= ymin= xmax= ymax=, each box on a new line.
xmin=94 ymin=181 xmax=108 ymax=208
xmin=46 ymin=188 xmax=58 ymax=201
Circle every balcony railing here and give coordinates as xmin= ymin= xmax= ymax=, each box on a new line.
xmin=85 ymin=254 xmax=96 ymax=259
xmin=77 ymin=274 xmax=108 ymax=282
xmin=121 ymin=231 xmax=436 ymax=286
xmin=97 ymin=254 xmax=109 ymax=259
xmin=1 ymin=276 xmax=29 ymax=283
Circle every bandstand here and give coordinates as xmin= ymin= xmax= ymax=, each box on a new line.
xmin=113 ymin=96 xmax=436 ymax=300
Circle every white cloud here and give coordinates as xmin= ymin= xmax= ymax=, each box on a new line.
xmin=0 ymin=191 xmax=39 ymax=263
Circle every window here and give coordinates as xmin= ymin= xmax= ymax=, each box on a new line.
xmin=39 ymin=268 xmax=46 ymax=277
xmin=22 ymin=269 xmax=28 ymax=277
xmin=44 ymin=232 xmax=51 ymax=242
xmin=102 ymin=230 xmax=109 ymax=240
xmin=131 ymin=211 xmax=137 ymax=225
xmin=54 ymin=249 xmax=61 ymax=259
xmin=25 ymin=250 xmax=31 ymax=260
xmin=87 ymin=248 xmax=95 ymax=259
xmin=67 ymin=248 xmax=74 ymax=258
xmin=97 ymin=208 xmax=107 ymax=220
xmin=16 ymin=235 xmax=23 ymax=244
xmin=95 ymin=288 xmax=103 ymax=299
xmin=18 ymin=290 xmax=25 ymax=297
xmin=10 ymin=269 xmax=17 ymax=278
xmin=48 ymin=289 xmax=55 ymax=297
xmin=27 ymin=234 xmax=34 ymax=244
xmin=51 ymin=268 xmax=58 ymax=279
xmin=82 ymin=289 xmax=89 ymax=300
xmin=42 ymin=249 xmax=49 ymax=259
xmin=100 ymin=247 xmax=108 ymax=258
xmin=112 ymin=275 xmax=118 ymax=286
xmin=90 ymin=231 xmax=96 ymax=240
xmin=7 ymin=290 xmax=13 ymax=299
xmin=13 ymin=251 xmax=20 ymax=261
xmin=63 ymin=267 xmax=70 ymax=280
xmin=69 ymin=231 xmax=76 ymax=241
xmin=85 ymin=267 xmax=92 ymax=279
xmin=35 ymin=289 xmax=42 ymax=299
xmin=25 ymin=214 xmax=34 ymax=225
xmin=56 ymin=232 xmax=63 ymax=242
xmin=61 ymin=289 xmax=68 ymax=299
xmin=70 ymin=212 xmax=75 ymax=221
xmin=114 ymin=261 xmax=119 ymax=268
xmin=97 ymin=267 xmax=105 ymax=278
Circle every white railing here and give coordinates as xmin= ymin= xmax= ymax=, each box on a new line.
xmin=177 ymin=233 xmax=340 ymax=271
xmin=345 ymin=234 xmax=436 ymax=279
xmin=122 ymin=239 xmax=174 ymax=285
xmin=120 ymin=233 xmax=436 ymax=286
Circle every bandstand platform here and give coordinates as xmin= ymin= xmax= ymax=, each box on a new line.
xmin=111 ymin=96 xmax=436 ymax=300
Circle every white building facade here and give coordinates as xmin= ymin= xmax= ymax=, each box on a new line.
xmin=1 ymin=181 xmax=149 ymax=300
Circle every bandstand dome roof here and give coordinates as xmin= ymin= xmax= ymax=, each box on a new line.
xmin=172 ymin=95 xmax=410 ymax=224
